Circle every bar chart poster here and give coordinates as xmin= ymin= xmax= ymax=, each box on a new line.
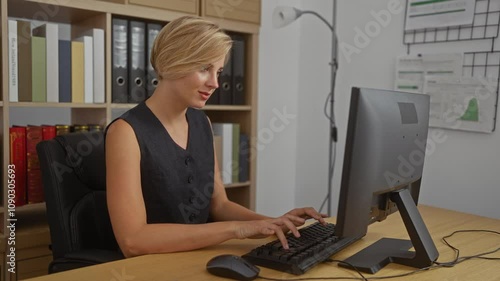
xmin=424 ymin=76 xmax=498 ymax=133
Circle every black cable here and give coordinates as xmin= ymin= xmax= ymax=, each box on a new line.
xmin=258 ymin=275 xmax=363 ymax=281
xmin=256 ymin=229 xmax=500 ymax=281
xmin=434 ymin=229 xmax=500 ymax=267
xmin=319 ymin=92 xmax=337 ymax=215
xmin=324 ymin=92 xmax=334 ymax=124
xmin=327 ymin=259 xmax=367 ymax=281
xmin=361 ymin=265 xmax=438 ymax=280
xmin=257 ymin=263 xmax=437 ymax=281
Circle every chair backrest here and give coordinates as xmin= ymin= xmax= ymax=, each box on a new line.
xmin=37 ymin=131 xmax=120 ymax=260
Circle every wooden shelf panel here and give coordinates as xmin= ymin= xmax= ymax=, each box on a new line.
xmin=9 ymin=102 xmax=107 ymax=108
xmin=97 ymin=0 xmax=127 ymax=4
xmin=14 ymin=202 xmax=46 ymax=213
xmin=205 ymin=110 xmax=253 ymax=136
xmin=226 ymin=185 xmax=251 ymax=208
xmin=128 ymin=0 xmax=198 ymax=15
xmin=110 ymin=103 xmax=140 ymax=109
xmin=203 ymin=0 xmax=260 ymax=24
xmin=15 ymin=203 xmax=49 ymax=232
xmin=8 ymin=0 xmax=105 ymax=24
xmin=110 ymin=104 xmax=253 ymax=111
xmin=204 ymin=105 xmax=252 ymax=111
xmin=225 ymin=181 xmax=250 ymax=189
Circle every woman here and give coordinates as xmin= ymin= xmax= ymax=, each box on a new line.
xmin=105 ymin=15 xmax=327 ymax=258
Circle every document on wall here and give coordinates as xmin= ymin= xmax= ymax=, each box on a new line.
xmin=405 ymin=0 xmax=476 ymax=31
xmin=395 ymin=53 xmax=463 ymax=94
xmin=423 ymin=76 xmax=498 ymax=133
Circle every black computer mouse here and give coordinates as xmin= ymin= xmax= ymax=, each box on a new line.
xmin=206 ymin=254 xmax=260 ymax=281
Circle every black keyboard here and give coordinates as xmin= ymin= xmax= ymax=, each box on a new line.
xmin=242 ymin=222 xmax=353 ymax=275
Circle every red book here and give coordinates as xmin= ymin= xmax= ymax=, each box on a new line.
xmin=26 ymin=125 xmax=43 ymax=155
xmin=42 ymin=125 xmax=57 ymax=140
xmin=9 ymin=126 xmax=27 ymax=206
xmin=26 ymin=125 xmax=44 ymax=204
xmin=27 ymin=169 xmax=44 ymax=204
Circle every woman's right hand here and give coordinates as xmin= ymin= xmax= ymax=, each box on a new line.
xmin=233 ymin=218 xmax=301 ymax=249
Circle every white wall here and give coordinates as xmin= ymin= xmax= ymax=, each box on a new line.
xmin=257 ymin=0 xmax=500 ymax=219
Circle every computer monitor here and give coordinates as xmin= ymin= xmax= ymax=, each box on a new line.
xmin=334 ymin=87 xmax=439 ymax=274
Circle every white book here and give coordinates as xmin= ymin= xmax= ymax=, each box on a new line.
xmin=212 ymin=123 xmax=233 ymax=184
xmin=80 ymin=28 xmax=105 ymax=103
xmin=33 ymin=23 xmax=59 ymax=102
xmin=75 ymin=35 xmax=94 ymax=103
xmin=8 ymin=20 xmax=18 ymax=102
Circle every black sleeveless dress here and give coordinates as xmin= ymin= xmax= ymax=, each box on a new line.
xmin=106 ymin=102 xmax=214 ymax=224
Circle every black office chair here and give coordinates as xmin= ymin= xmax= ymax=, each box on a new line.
xmin=36 ymin=131 xmax=124 ymax=273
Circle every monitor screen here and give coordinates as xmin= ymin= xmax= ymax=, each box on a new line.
xmin=334 ymin=87 xmax=439 ymax=273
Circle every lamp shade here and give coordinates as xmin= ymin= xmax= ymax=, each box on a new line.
xmin=272 ymin=6 xmax=302 ymax=28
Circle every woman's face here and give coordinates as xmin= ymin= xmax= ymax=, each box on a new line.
xmin=170 ymin=57 xmax=225 ymax=109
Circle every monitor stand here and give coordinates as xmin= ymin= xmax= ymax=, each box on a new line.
xmin=339 ymin=189 xmax=439 ymax=274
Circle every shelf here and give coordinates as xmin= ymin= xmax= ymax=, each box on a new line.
xmin=225 ymin=181 xmax=250 ymax=189
xmin=15 ymin=203 xmax=48 ymax=231
xmin=1 ymin=1 xmax=259 ymax=280
xmin=9 ymin=0 xmax=259 ymax=33
xmin=111 ymin=103 xmax=253 ymax=111
xmin=8 ymin=0 xmax=105 ymax=24
xmin=204 ymin=105 xmax=252 ymax=111
xmin=10 ymin=0 xmax=186 ymax=20
xmin=15 ymin=202 xmax=46 ymax=213
xmin=9 ymin=102 xmax=107 ymax=108
xmin=110 ymin=103 xmax=140 ymax=109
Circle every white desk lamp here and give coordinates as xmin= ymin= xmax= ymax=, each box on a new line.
xmin=272 ymin=3 xmax=338 ymax=216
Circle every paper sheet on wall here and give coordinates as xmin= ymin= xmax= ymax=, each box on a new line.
xmin=424 ymin=76 xmax=498 ymax=133
xmin=405 ymin=0 xmax=476 ymax=31
xmin=395 ymin=53 xmax=463 ymax=94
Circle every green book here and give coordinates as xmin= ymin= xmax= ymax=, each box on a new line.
xmin=32 ymin=36 xmax=46 ymax=102
xmin=231 ymin=123 xmax=240 ymax=183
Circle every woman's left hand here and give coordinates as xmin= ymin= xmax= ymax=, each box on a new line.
xmin=278 ymin=207 xmax=329 ymax=234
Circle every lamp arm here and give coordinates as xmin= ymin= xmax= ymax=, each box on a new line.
xmin=301 ymin=4 xmax=338 ymax=216
xmin=301 ymin=11 xmax=334 ymax=32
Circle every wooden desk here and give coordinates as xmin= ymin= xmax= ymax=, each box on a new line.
xmin=22 ymin=205 xmax=500 ymax=281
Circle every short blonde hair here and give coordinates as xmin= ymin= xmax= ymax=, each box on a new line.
xmin=151 ymin=16 xmax=233 ymax=80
